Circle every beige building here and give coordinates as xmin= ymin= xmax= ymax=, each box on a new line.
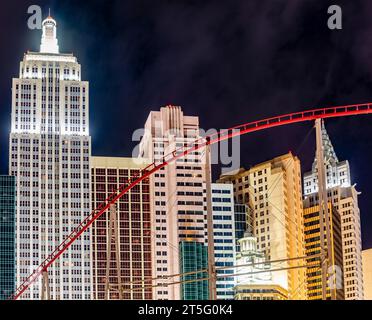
xmin=362 ymin=249 xmax=372 ymax=300
xmin=90 ymin=157 xmax=153 ymax=300
xmin=219 ymin=152 xmax=307 ymax=299
xmin=138 ymin=106 xmax=210 ymax=300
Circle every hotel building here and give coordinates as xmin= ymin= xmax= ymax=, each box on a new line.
xmin=90 ymin=157 xmax=152 ymax=300
xmin=9 ymin=16 xmax=92 ymax=299
xmin=218 ymin=153 xmax=307 ymax=299
xmin=303 ymin=122 xmax=364 ymax=299
xmin=138 ymin=106 xmax=210 ymax=300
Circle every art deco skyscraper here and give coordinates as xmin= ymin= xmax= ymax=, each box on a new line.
xmin=138 ymin=106 xmax=209 ymax=300
xmin=9 ymin=16 xmax=92 ymax=299
xmin=303 ymin=123 xmax=364 ymax=300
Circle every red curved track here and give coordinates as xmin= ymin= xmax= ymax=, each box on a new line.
xmin=11 ymin=102 xmax=372 ymax=300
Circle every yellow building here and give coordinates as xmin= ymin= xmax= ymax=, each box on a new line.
xmin=303 ymin=200 xmax=344 ymax=300
xmin=218 ymin=152 xmax=307 ymax=300
xmin=362 ymin=249 xmax=372 ymax=300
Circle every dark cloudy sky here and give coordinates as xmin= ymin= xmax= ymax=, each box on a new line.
xmin=0 ymin=0 xmax=371 ymax=248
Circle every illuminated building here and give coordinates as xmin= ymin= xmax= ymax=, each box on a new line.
xmin=234 ymin=232 xmax=288 ymax=300
xmin=211 ymin=183 xmax=236 ymax=300
xmin=303 ymin=200 xmax=344 ymax=300
xmin=303 ymin=123 xmax=363 ymax=300
xmin=0 ymin=176 xmax=16 ymax=300
xmin=362 ymin=249 xmax=372 ymax=300
xmin=138 ymin=106 xmax=209 ymax=300
xmin=90 ymin=157 xmax=152 ymax=300
xmin=9 ymin=16 xmax=92 ymax=299
xmin=218 ymin=153 xmax=307 ymax=299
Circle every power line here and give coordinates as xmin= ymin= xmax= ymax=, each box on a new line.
xmin=110 ymin=254 xmax=321 ymax=289
xmin=119 ymin=264 xmax=316 ymax=293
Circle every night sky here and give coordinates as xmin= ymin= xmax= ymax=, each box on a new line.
xmin=0 ymin=1 xmax=371 ymax=248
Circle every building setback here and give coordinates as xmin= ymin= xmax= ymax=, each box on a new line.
xmin=303 ymin=122 xmax=364 ymax=300
xmin=139 ymin=106 xmax=209 ymax=300
xmin=218 ymin=152 xmax=307 ymax=300
xmin=0 ymin=176 xmax=16 ymax=300
xmin=90 ymin=157 xmax=152 ymax=300
xmin=9 ymin=16 xmax=92 ymax=299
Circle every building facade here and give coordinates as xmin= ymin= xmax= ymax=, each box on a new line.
xmin=234 ymin=203 xmax=249 ymax=253
xmin=211 ymin=183 xmax=236 ymax=300
xmin=234 ymin=232 xmax=288 ymax=300
xmin=9 ymin=16 xmax=92 ymax=299
xmin=0 ymin=176 xmax=16 ymax=300
xmin=179 ymin=242 xmax=208 ymax=300
xmin=362 ymin=249 xmax=372 ymax=300
xmin=90 ymin=157 xmax=152 ymax=300
xmin=218 ymin=153 xmax=307 ymax=300
xmin=303 ymin=122 xmax=364 ymax=300
xmin=138 ymin=106 xmax=209 ymax=300
xmin=303 ymin=200 xmax=344 ymax=300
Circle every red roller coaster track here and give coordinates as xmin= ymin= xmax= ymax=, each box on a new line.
xmin=11 ymin=102 xmax=372 ymax=300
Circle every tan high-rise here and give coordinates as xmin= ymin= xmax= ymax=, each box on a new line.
xmin=139 ymin=106 xmax=210 ymax=300
xmin=218 ymin=152 xmax=307 ymax=299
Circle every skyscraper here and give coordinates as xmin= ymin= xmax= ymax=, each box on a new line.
xmin=9 ymin=16 xmax=92 ymax=299
xmin=218 ymin=153 xmax=307 ymax=300
xmin=0 ymin=176 xmax=16 ymax=300
xmin=211 ymin=183 xmax=236 ymax=300
xmin=303 ymin=123 xmax=364 ymax=300
xmin=138 ymin=105 xmax=209 ymax=300
xmin=90 ymin=157 xmax=152 ymax=300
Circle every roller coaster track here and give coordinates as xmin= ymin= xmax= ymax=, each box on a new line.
xmin=11 ymin=102 xmax=372 ymax=300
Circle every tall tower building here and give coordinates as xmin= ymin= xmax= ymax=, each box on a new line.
xmin=138 ymin=106 xmax=209 ymax=300
xmin=0 ymin=176 xmax=16 ymax=300
xmin=9 ymin=16 xmax=92 ymax=299
xmin=303 ymin=123 xmax=364 ymax=300
xmin=218 ymin=153 xmax=307 ymax=300
xmin=90 ymin=157 xmax=152 ymax=300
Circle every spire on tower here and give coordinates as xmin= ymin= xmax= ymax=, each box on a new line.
xmin=311 ymin=120 xmax=338 ymax=172
xmin=40 ymin=13 xmax=59 ymax=54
